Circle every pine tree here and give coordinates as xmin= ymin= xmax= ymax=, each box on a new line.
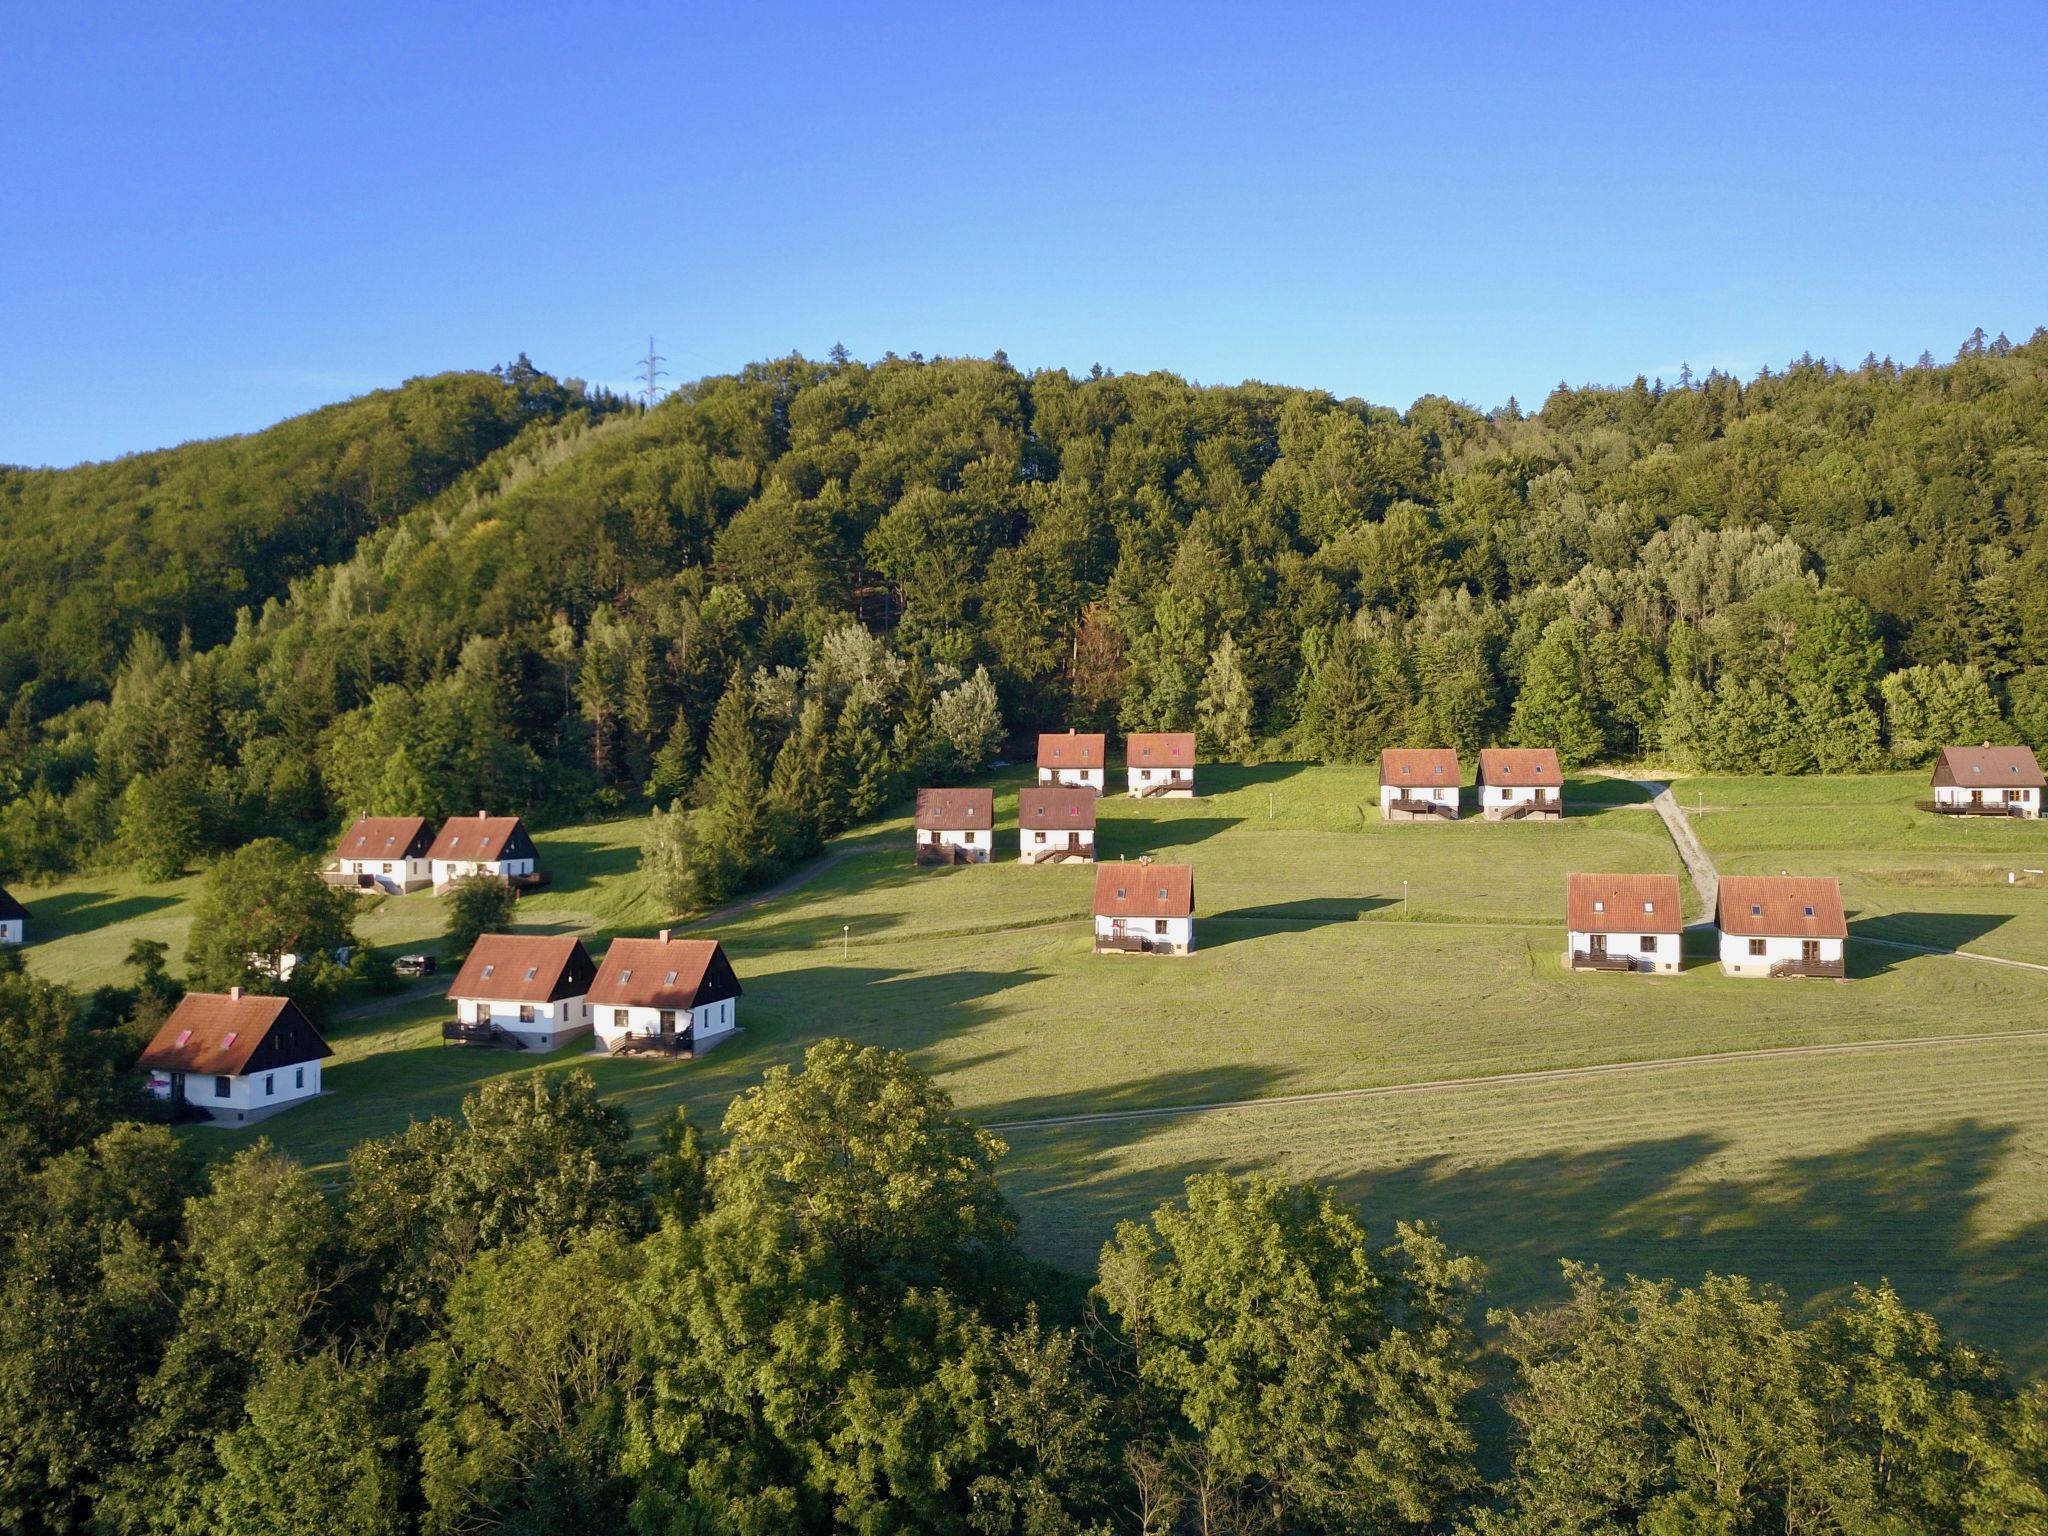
xmin=1510 ymin=619 xmax=1605 ymax=766
xmin=766 ymin=697 xmax=835 ymax=859
xmin=833 ymin=685 xmax=896 ymax=822
xmin=693 ymin=672 xmax=770 ymax=885
xmin=1194 ymin=632 xmax=1254 ymax=761
xmin=645 ymin=716 xmax=695 ymax=804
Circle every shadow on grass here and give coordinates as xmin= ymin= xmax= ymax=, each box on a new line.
xmin=27 ymin=888 xmax=182 ymax=935
xmin=1850 ymin=909 xmax=2015 ymax=959
xmin=1200 ymin=762 xmax=1313 ymax=794
xmin=1005 ymin=1113 xmax=2048 ymax=1379
xmin=1203 ymin=897 xmax=1396 ymax=950
xmin=1564 ymin=776 xmax=1656 ymax=813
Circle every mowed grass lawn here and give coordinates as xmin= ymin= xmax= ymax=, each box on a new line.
xmin=16 ymin=763 xmax=2048 ymax=1372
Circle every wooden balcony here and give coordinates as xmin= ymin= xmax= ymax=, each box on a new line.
xmin=607 ymin=1032 xmax=693 ymax=1058
xmin=915 ymin=842 xmax=969 ymax=866
xmin=1768 ymin=956 xmax=1847 ymax=979
xmin=1569 ymin=950 xmax=1641 ymax=973
xmin=1917 ymin=799 xmax=2028 ymax=818
xmin=1095 ymin=934 xmax=1184 ymax=955
xmin=1386 ymin=796 xmax=1458 ymax=821
xmin=442 ymin=1021 xmax=529 ymax=1049
xmin=1131 ymin=777 xmax=1191 ymax=799
xmin=1497 ymin=800 xmax=1562 ymax=821
xmin=1021 ymin=843 xmax=1091 ymax=865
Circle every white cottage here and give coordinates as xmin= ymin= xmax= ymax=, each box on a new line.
xmin=914 ymin=788 xmax=995 ymax=864
xmin=589 ymin=931 xmax=743 ymax=1057
xmin=1037 ymin=730 xmax=1107 ymax=791
xmin=1018 ymin=786 xmax=1098 ymax=864
xmin=1126 ymin=732 xmax=1197 ymax=798
xmin=1929 ymin=745 xmax=2044 ymax=818
xmin=1565 ymin=872 xmax=1682 ymax=973
xmin=330 ymin=816 xmax=436 ymax=892
xmin=137 ymin=989 xmax=333 ymax=1124
xmin=1094 ymin=861 xmax=1196 ymax=954
xmin=444 ymin=934 xmax=599 ymax=1051
xmin=1379 ymin=749 xmax=1462 ymax=821
xmin=1478 ymin=748 xmax=1564 ymax=820
xmin=428 ymin=814 xmax=542 ymax=893
xmin=0 ymin=886 xmax=26 ymax=946
xmin=1715 ymin=876 xmax=1847 ymax=978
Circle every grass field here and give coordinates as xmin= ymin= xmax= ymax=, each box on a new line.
xmin=16 ymin=763 xmax=2048 ymax=1372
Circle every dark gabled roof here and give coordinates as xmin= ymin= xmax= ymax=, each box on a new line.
xmin=333 ymin=816 xmax=435 ymax=863
xmin=1037 ymin=732 xmax=1107 ymax=770
xmin=138 ymin=992 xmax=333 ymax=1076
xmin=1094 ymin=863 xmax=1195 ymax=920
xmin=0 ymin=886 xmax=27 ymax=923
xmin=1018 ymin=787 xmax=1099 ymax=831
xmin=1127 ymin=732 xmax=1196 ymax=767
xmin=915 ymin=788 xmax=995 ymax=831
xmin=1380 ymin=749 xmax=1461 ymax=788
xmin=1715 ymin=876 xmax=1847 ymax=940
xmin=1566 ymin=873 xmax=1683 ymax=935
xmin=428 ymin=815 xmax=537 ymax=864
xmin=1479 ymin=748 xmax=1562 ymax=788
xmin=1931 ymin=746 xmax=2045 ymax=790
xmin=447 ymin=934 xmax=597 ymax=1004
xmin=589 ymin=934 xmax=743 ymax=1011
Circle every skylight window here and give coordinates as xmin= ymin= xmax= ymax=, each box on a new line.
xmin=1116 ymin=887 xmax=1127 ymax=899
xmin=1803 ymin=905 xmax=1815 ymax=917
xmin=620 ymin=969 xmax=633 ymax=983
xmin=524 ymin=967 xmax=538 ymax=981
xmin=1592 ymin=899 xmax=1605 ymax=912
xmin=482 ymin=964 xmax=495 ymax=979
xmin=175 ymin=1029 xmax=192 ymax=1046
xmin=221 ymin=1032 xmax=237 ymax=1049
xmin=1643 ymin=901 xmax=1654 ymax=912
xmin=1750 ymin=904 xmax=1762 ymax=916
xmin=665 ymin=971 xmax=678 ymax=985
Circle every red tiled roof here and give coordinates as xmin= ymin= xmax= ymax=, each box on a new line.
xmin=1018 ymin=787 xmax=1099 ymax=831
xmin=1094 ymin=863 xmax=1195 ymax=919
xmin=1715 ymin=876 xmax=1847 ymax=939
xmin=589 ymin=934 xmax=743 ymax=1011
xmin=915 ymin=788 xmax=994 ymax=831
xmin=1127 ymin=733 xmax=1196 ymax=767
xmin=1479 ymin=748 xmax=1562 ymax=788
xmin=447 ymin=935 xmax=597 ymax=1004
xmin=333 ymin=816 xmax=434 ymax=863
xmin=1566 ymin=872 xmax=1683 ymax=935
xmin=1931 ymin=746 xmax=2045 ymax=789
xmin=138 ymin=992 xmax=332 ymax=1076
xmin=1380 ymin=749 xmax=1461 ymax=788
xmin=1037 ymin=732 xmax=1106 ymax=770
xmin=427 ymin=815 xmax=530 ymax=863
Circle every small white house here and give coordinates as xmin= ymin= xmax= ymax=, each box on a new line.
xmin=1380 ymin=749 xmax=1462 ymax=821
xmin=1565 ymin=872 xmax=1682 ymax=973
xmin=0 ymin=886 xmax=26 ymax=946
xmin=330 ymin=816 xmax=436 ymax=892
xmin=1038 ymin=730 xmax=1107 ymax=791
xmin=1715 ymin=876 xmax=1848 ymax=978
xmin=1478 ymin=749 xmax=1564 ymax=820
xmin=428 ymin=814 xmax=542 ymax=893
xmin=914 ymin=788 xmax=995 ymax=864
xmin=1127 ymin=732 xmax=1197 ymax=798
xmin=444 ymin=934 xmax=599 ymax=1051
xmin=137 ymin=989 xmax=333 ymax=1124
xmin=589 ymin=931 xmax=743 ymax=1057
xmin=1094 ymin=861 xmax=1196 ymax=954
xmin=1929 ymin=745 xmax=2043 ymax=818
xmin=1018 ymin=787 xmax=1098 ymax=864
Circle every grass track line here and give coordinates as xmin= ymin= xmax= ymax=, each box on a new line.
xmin=987 ymin=1026 xmax=2048 ymax=1133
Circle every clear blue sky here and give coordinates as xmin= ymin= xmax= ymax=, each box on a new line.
xmin=5 ymin=2 xmax=2045 ymax=467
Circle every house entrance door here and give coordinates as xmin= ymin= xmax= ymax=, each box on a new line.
xmin=1589 ymin=934 xmax=1607 ymax=957
xmin=1801 ymin=940 xmax=1821 ymax=965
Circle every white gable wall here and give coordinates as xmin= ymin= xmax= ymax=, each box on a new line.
xmin=1094 ymin=914 xmax=1195 ymax=953
xmin=1933 ymin=784 xmax=2038 ymax=816
xmin=594 ymin=997 xmax=738 ymax=1053
xmin=453 ymin=993 xmax=593 ymax=1050
xmin=1039 ymin=767 xmax=1105 ymax=790
xmin=1020 ymin=826 xmax=1096 ymax=859
xmin=1717 ymin=932 xmax=1846 ymax=977
xmin=917 ymin=827 xmax=993 ymax=860
xmin=1127 ymin=766 xmax=1195 ymax=796
xmin=146 ymin=1060 xmax=323 ymax=1123
xmin=1566 ymin=928 xmax=1679 ymax=973
xmin=0 ymin=919 xmax=21 ymax=946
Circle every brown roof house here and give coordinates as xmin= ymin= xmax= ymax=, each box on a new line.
xmin=444 ymin=934 xmax=599 ymax=1051
xmin=914 ymin=788 xmax=994 ymax=865
xmin=428 ymin=814 xmax=542 ymax=894
xmin=1018 ymin=786 xmax=1098 ymax=865
xmin=1094 ymin=860 xmax=1196 ymax=955
xmin=0 ymin=885 xmax=27 ymax=947
xmin=1479 ymin=749 xmax=1563 ymax=821
xmin=1038 ymin=730 xmax=1107 ymax=791
xmin=1929 ymin=745 xmax=2044 ymax=819
xmin=1379 ymin=750 xmax=1462 ymax=821
xmin=589 ymin=931 xmax=743 ymax=1057
xmin=138 ymin=989 xmax=334 ymax=1124
xmin=1566 ymin=873 xmax=1682 ymax=973
xmin=331 ymin=816 xmax=436 ymax=892
xmin=1715 ymin=876 xmax=1848 ymax=979
xmin=1126 ymin=732 xmax=1197 ymax=799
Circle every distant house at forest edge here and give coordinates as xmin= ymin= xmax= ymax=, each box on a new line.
xmin=331 ymin=816 xmax=436 ymax=892
xmin=1127 ymin=733 xmax=1196 ymax=798
xmin=1478 ymin=748 xmax=1563 ymax=820
xmin=914 ymin=788 xmax=994 ymax=864
xmin=1037 ymin=730 xmax=1107 ymax=791
xmin=138 ymin=988 xmax=334 ymax=1124
xmin=1379 ymin=749 xmax=1461 ymax=821
xmin=1928 ymin=745 xmax=2043 ymax=818
xmin=428 ymin=814 xmax=541 ymax=893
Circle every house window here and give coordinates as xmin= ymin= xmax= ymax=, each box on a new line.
xmin=295 ymin=1067 xmax=304 ymax=1089
xmin=1154 ymin=919 xmax=1169 ymax=935
xmin=612 ymin=1008 xmax=627 ymax=1027
xmin=1640 ymin=935 xmax=1656 ymax=952
xmin=382 ymin=862 xmax=393 ymax=874
xmin=264 ymin=1074 xmax=275 ymax=1097
xmin=519 ymin=1005 xmax=535 ymax=1024
xmin=1034 ymin=831 xmax=1046 ymax=844
xmin=1748 ymin=938 xmax=1767 ymax=957
xmin=214 ymin=1075 xmax=232 ymax=1099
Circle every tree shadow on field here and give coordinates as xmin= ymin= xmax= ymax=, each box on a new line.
xmin=26 ymin=888 xmax=181 ymax=935
xmin=1563 ymin=776 xmax=1656 ymax=816
xmin=1003 ymin=1112 xmax=2048 ymax=1380
xmin=1199 ymin=762 xmax=1312 ymax=795
xmin=1849 ymin=909 xmax=2013 ymax=961
xmin=1202 ymin=897 xmax=1396 ymax=950
xmin=1098 ymin=817 xmax=1243 ymax=860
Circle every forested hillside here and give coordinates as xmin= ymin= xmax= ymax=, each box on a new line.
xmin=5 ymin=330 xmax=2047 ymax=884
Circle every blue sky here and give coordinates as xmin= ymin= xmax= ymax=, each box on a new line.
xmin=4 ymin=2 xmax=2045 ymax=467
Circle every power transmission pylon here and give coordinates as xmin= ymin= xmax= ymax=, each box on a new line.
xmin=637 ymin=337 xmax=668 ymax=408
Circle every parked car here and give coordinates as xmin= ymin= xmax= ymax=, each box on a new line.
xmin=394 ymin=953 xmax=437 ymax=978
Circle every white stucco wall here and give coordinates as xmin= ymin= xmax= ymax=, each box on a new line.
xmin=433 ymin=856 xmax=537 ymax=888
xmin=1717 ymin=932 xmax=1845 ymax=977
xmin=453 ymin=994 xmax=593 ymax=1049
xmin=1480 ymin=785 xmax=1560 ymax=810
xmin=1094 ymin=914 xmax=1195 ymax=953
xmin=148 ymin=1060 xmax=323 ymax=1121
xmin=1379 ymin=784 xmax=1459 ymax=816
xmin=0 ymin=919 xmax=21 ymax=946
xmin=594 ymin=996 xmax=738 ymax=1052
xmin=1934 ymin=784 xmax=2038 ymax=816
xmin=918 ymin=828 xmax=992 ymax=860
xmin=1020 ymin=826 xmax=1096 ymax=859
xmin=1566 ymin=929 xmax=1679 ymax=972
xmin=1126 ymin=766 xmax=1195 ymax=796
xmin=1038 ymin=767 xmax=1104 ymax=790
xmin=337 ymin=856 xmax=432 ymax=891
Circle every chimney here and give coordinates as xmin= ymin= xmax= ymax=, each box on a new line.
xmin=1068 ymin=727 xmax=1076 ymax=735
xmin=477 ymin=809 xmax=488 ymax=819
xmin=229 ymin=986 xmax=243 ymax=1002
xmin=658 ymin=928 xmax=672 ymax=944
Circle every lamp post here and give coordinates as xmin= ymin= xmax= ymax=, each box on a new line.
xmin=842 ymin=924 xmax=849 ymax=959
xmin=1402 ymin=879 xmax=1408 ymax=917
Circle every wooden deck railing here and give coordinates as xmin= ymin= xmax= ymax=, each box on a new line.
xmin=1387 ymin=796 xmax=1458 ymax=820
xmin=1916 ymin=799 xmax=2027 ymax=817
xmin=1768 ymin=956 xmax=1847 ymax=979
xmin=1569 ymin=950 xmax=1639 ymax=972
xmin=608 ymin=1032 xmax=693 ymax=1057
xmin=442 ymin=1021 xmax=529 ymax=1049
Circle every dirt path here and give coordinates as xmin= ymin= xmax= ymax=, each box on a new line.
xmin=1631 ymin=777 xmax=1719 ymax=921
xmin=987 ymin=1026 xmax=2048 ymax=1133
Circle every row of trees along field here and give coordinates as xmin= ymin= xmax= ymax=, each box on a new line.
xmin=1 ymin=963 xmax=2042 ymax=1535
xmin=5 ymin=332 xmax=2048 ymax=888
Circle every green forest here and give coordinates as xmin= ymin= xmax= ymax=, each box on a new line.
xmin=6 ymin=332 xmax=2048 ymax=897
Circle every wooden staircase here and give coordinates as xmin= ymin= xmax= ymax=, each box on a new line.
xmin=442 ymin=1021 xmax=530 ymax=1049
